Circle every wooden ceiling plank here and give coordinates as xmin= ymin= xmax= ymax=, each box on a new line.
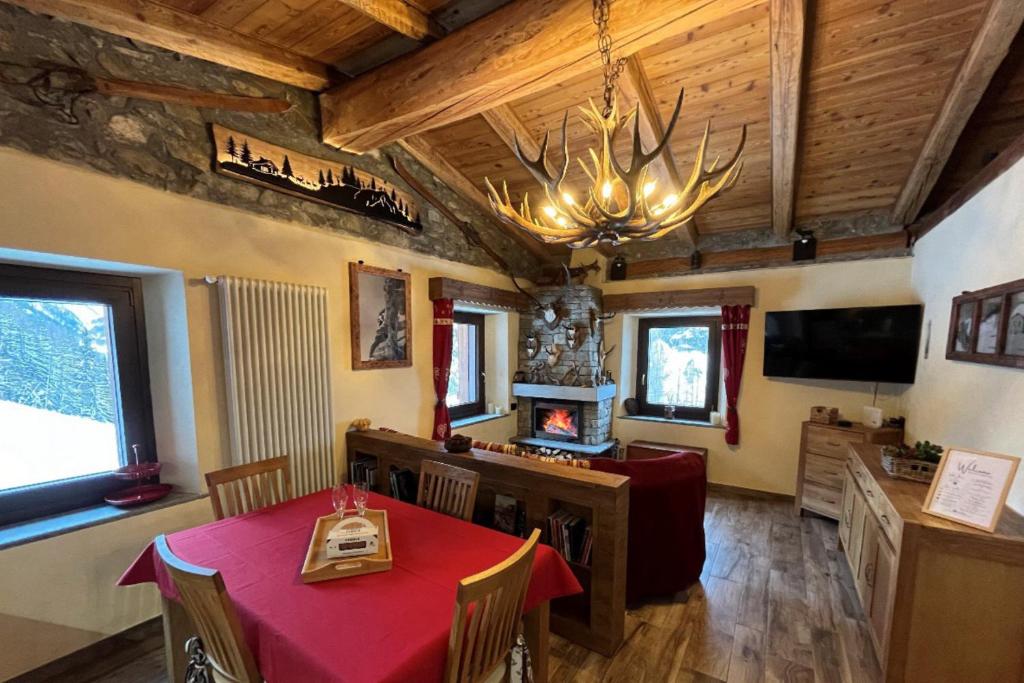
xmin=320 ymin=0 xmax=761 ymax=153
xmin=6 ymin=0 xmax=333 ymax=89
xmin=890 ymin=0 xmax=1024 ymax=226
xmin=397 ymin=134 xmax=563 ymax=265
xmin=337 ymin=0 xmax=442 ymax=40
xmin=617 ymin=55 xmax=699 ymax=247
xmin=769 ymin=0 xmax=807 ymax=237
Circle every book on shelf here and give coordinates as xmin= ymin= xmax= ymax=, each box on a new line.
xmin=493 ymin=494 xmax=520 ymax=535
xmin=350 ymin=455 xmax=378 ymax=488
xmin=546 ymin=509 xmax=592 ymax=567
xmin=388 ymin=467 xmax=417 ymax=503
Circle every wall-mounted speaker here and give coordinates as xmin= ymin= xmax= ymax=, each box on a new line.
xmin=609 ymin=256 xmax=627 ymax=280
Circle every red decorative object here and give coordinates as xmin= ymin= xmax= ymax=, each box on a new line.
xmin=721 ymin=304 xmax=751 ymax=445
xmin=589 ymin=452 xmax=707 ymax=602
xmin=119 ymin=490 xmax=581 ymax=683
xmin=105 ymin=483 xmax=173 ymax=507
xmin=432 ymin=298 xmax=454 ymax=440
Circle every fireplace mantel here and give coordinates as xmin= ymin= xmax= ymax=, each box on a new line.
xmin=512 ymin=383 xmax=617 ymax=402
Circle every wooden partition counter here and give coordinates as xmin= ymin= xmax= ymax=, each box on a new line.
xmin=345 ymin=430 xmax=630 ymax=657
xmin=840 ymin=443 xmax=1024 ymax=682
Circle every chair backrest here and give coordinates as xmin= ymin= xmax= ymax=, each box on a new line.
xmin=155 ymin=534 xmax=261 ymax=683
xmin=417 ymin=459 xmax=480 ymax=521
xmin=445 ymin=529 xmax=540 ymax=683
xmin=205 ymin=455 xmax=293 ymax=520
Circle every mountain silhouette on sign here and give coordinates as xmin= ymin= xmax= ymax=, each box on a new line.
xmin=220 ymin=136 xmax=422 ymax=234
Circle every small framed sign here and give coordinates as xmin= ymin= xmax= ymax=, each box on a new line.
xmin=922 ymin=447 xmax=1020 ymax=533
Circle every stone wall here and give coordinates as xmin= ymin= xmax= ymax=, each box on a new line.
xmin=515 ymin=283 xmax=614 ymax=446
xmin=0 ymin=4 xmax=538 ymax=277
xmin=516 ymin=284 xmax=609 ymax=387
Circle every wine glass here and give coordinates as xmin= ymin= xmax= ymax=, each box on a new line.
xmin=331 ymin=482 xmax=349 ymax=520
xmin=351 ymin=481 xmax=369 ymax=517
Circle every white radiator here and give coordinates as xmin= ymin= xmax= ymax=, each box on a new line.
xmin=217 ymin=276 xmax=335 ymax=495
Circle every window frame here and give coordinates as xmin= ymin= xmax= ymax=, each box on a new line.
xmin=635 ymin=315 xmax=722 ymax=422
xmin=448 ymin=311 xmax=486 ymax=421
xmin=0 ymin=264 xmax=157 ymax=525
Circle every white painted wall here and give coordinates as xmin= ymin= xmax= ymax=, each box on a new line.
xmin=590 ymin=258 xmax=917 ymax=496
xmin=903 ymin=156 xmax=1024 ymax=513
xmin=0 ymin=149 xmax=521 ymax=676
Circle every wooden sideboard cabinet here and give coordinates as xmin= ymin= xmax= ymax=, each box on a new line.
xmin=840 ymin=443 xmax=1024 ymax=682
xmin=795 ymin=421 xmax=902 ymax=519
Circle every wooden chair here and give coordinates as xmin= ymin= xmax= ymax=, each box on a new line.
xmin=205 ymin=455 xmax=293 ymax=521
xmin=154 ymin=534 xmax=261 ymax=683
xmin=445 ymin=529 xmax=540 ymax=683
xmin=416 ymin=459 xmax=480 ymax=521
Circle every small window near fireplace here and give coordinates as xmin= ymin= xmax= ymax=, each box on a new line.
xmin=534 ymin=401 xmax=583 ymax=442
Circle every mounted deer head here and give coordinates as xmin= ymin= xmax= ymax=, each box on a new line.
xmin=524 ymin=332 xmax=539 ymax=359
xmin=563 ymin=323 xmax=581 ymax=350
xmin=544 ymin=343 xmax=563 ymax=368
xmin=509 ymin=263 xmax=573 ymax=330
xmin=589 ymin=307 xmax=617 ymax=335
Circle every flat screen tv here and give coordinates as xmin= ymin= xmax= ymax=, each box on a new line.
xmin=764 ymin=305 xmax=923 ymax=383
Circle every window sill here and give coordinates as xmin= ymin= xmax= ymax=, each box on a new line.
xmin=451 ymin=413 xmax=508 ymax=429
xmin=617 ymin=414 xmax=725 ymax=429
xmin=0 ymin=491 xmax=206 ymax=551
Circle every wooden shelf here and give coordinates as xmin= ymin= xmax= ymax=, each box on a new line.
xmin=346 ymin=430 xmax=629 ymax=656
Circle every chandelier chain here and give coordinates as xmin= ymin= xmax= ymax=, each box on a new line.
xmin=593 ymin=0 xmax=626 ymax=119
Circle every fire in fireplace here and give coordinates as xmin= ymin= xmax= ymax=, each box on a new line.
xmin=534 ymin=400 xmax=583 ymax=442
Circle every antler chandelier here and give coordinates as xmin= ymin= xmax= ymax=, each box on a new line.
xmin=485 ymin=0 xmax=746 ymax=249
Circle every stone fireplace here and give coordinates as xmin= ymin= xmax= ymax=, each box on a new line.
xmin=512 ymin=281 xmax=616 ymax=456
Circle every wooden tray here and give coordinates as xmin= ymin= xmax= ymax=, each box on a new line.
xmin=301 ymin=509 xmax=392 ymax=583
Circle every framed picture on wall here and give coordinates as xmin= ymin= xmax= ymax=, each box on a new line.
xmin=946 ymin=278 xmax=1024 ymax=369
xmin=349 ymin=262 xmax=412 ymax=370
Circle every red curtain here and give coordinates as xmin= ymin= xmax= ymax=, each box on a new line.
xmin=721 ymin=305 xmax=751 ymax=445
xmin=432 ymin=299 xmax=454 ymax=440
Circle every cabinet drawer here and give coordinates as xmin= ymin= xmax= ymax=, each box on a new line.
xmin=875 ymin=496 xmax=902 ymax=549
xmin=805 ymin=453 xmax=846 ymax=489
xmin=806 ymin=427 xmax=863 ymax=459
xmin=802 ymin=482 xmax=842 ymax=518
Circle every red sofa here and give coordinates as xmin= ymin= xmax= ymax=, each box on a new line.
xmin=589 ymin=452 xmax=707 ymax=603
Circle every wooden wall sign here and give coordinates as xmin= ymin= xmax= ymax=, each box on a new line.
xmin=946 ymin=277 xmax=1024 ymax=369
xmin=212 ymin=125 xmax=422 ymax=235
xmin=923 ymin=447 xmax=1020 ymax=533
xmin=349 ymin=262 xmax=412 ymax=370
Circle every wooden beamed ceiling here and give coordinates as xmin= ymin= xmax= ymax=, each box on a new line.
xmin=7 ymin=0 xmax=1024 ymax=268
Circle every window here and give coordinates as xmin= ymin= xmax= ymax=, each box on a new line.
xmin=636 ymin=316 xmax=721 ymax=422
xmin=0 ymin=264 xmax=156 ymax=525
xmin=446 ymin=312 xmax=485 ymax=420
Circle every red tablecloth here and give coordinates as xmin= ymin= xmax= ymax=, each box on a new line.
xmin=119 ymin=491 xmax=581 ymax=683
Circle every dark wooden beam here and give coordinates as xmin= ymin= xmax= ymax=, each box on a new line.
xmin=604 ymin=286 xmax=756 ymax=312
xmin=621 ymin=232 xmax=909 ymax=279
xmin=320 ymin=0 xmax=756 ymax=152
xmin=428 ymin=277 xmax=527 ymax=310
xmin=769 ymin=0 xmax=807 ymax=237
xmin=4 ymin=0 xmax=335 ymax=89
xmin=891 ymin=0 xmax=1024 ymax=225
xmin=910 ymin=129 xmax=1024 ymax=243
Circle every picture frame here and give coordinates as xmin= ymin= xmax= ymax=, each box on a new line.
xmin=349 ymin=262 xmax=412 ymax=370
xmin=922 ymin=447 xmax=1020 ymax=533
xmin=946 ymin=278 xmax=1024 ymax=368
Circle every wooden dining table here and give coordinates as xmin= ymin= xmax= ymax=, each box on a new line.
xmin=119 ymin=490 xmax=582 ymax=683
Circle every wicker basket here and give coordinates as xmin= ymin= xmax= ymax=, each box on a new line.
xmin=880 ymin=453 xmax=939 ymax=483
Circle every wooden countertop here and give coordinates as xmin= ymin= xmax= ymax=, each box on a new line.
xmin=850 ymin=443 xmax=1024 ymax=542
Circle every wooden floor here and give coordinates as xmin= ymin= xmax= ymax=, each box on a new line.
xmin=19 ymin=490 xmax=879 ymax=683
